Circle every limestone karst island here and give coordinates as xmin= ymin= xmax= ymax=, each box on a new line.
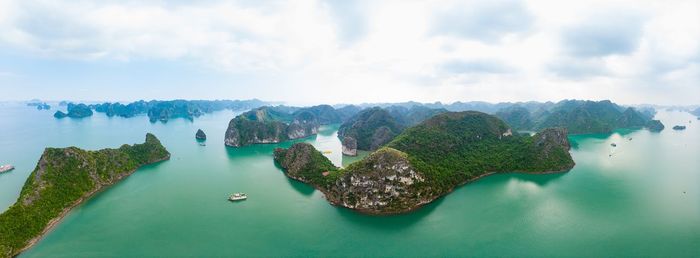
xmin=1 ymin=1 xmax=699 ymax=257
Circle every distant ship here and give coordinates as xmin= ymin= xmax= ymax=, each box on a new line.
xmin=0 ymin=165 xmax=15 ymax=174
xmin=229 ymin=193 xmax=247 ymax=201
xmin=611 ymin=143 xmax=617 ymax=147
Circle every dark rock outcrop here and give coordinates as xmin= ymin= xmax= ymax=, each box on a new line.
xmin=342 ymin=136 xmax=358 ymax=156
xmin=535 ymin=127 xmax=571 ymax=153
xmin=53 ymin=111 xmax=68 ymax=118
xmin=338 ymin=107 xmax=403 ymax=154
xmin=225 ymin=107 xmax=319 ymax=147
xmin=645 ymin=120 xmax=665 ymax=132
xmin=196 ymin=129 xmax=207 ymax=140
xmin=0 ymin=134 xmax=170 ymax=257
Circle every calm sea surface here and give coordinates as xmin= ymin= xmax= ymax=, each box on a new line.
xmin=0 ymin=103 xmax=698 ymax=257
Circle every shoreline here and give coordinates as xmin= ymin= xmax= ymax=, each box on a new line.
xmin=13 ymin=155 xmax=170 ymax=257
xmin=281 ymin=162 xmax=575 ymax=216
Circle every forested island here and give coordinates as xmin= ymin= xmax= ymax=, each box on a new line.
xmin=0 ymin=134 xmax=170 ymax=257
xmin=224 ymin=105 xmax=361 ymax=147
xmin=337 ymin=106 xmax=446 ymax=156
xmin=52 ymin=99 xmax=267 ymax=122
xmin=274 ymin=111 xmax=575 ymax=214
xmin=54 ymin=103 xmax=93 ymax=119
xmin=223 ymin=100 xmax=662 ymax=154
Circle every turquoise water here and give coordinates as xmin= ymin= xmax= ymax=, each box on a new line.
xmin=0 ymin=103 xmax=698 ymax=257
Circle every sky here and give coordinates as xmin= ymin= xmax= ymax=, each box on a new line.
xmin=0 ymin=0 xmax=698 ymax=105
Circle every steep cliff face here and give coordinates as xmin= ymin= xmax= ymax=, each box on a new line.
xmin=338 ymin=107 xmax=403 ymax=154
xmin=495 ymin=100 xmax=656 ymax=134
xmin=225 ymin=107 xmax=319 ymax=147
xmin=195 ymin=129 xmax=207 ymax=140
xmin=275 ymin=111 xmax=576 ymax=215
xmin=326 ymin=148 xmax=435 ymax=214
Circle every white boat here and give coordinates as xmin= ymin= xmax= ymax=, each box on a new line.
xmin=228 ymin=193 xmax=247 ymax=201
xmin=0 ymin=165 xmax=14 ymax=173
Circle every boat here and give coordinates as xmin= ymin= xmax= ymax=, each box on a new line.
xmin=0 ymin=165 xmax=14 ymax=174
xmin=198 ymin=142 xmax=206 ymax=146
xmin=611 ymin=143 xmax=617 ymax=147
xmin=322 ymin=150 xmax=332 ymax=154
xmin=673 ymin=125 xmax=686 ymax=130
xmin=228 ymin=193 xmax=247 ymax=201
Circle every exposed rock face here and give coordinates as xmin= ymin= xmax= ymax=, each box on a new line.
xmin=535 ymin=127 xmax=571 ymax=152
xmin=273 ymin=143 xmax=321 ymax=180
xmin=326 ymin=148 xmax=434 ymax=214
xmin=274 ymin=111 xmax=575 ymax=215
xmin=224 ymin=118 xmax=286 ymax=147
xmin=53 ymin=111 xmax=68 ymax=118
xmin=225 ymin=107 xmax=319 ymax=147
xmin=337 ymin=107 xmax=403 ymax=154
xmin=0 ymin=134 xmax=170 ymax=257
xmin=645 ymin=120 xmax=665 ymax=132
xmin=286 ymin=111 xmax=319 ymax=139
xmin=196 ymin=129 xmax=207 ymax=140
xmin=342 ymin=136 xmax=358 ymax=156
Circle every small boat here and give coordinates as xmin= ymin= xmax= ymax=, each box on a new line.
xmin=198 ymin=142 xmax=206 ymax=146
xmin=228 ymin=193 xmax=247 ymax=201
xmin=0 ymin=165 xmax=14 ymax=174
xmin=628 ymin=138 xmax=632 ymax=141
xmin=611 ymin=143 xmax=617 ymax=147
xmin=322 ymin=150 xmax=332 ymax=154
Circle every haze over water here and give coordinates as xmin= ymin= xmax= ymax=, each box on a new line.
xmin=0 ymin=103 xmax=697 ymax=257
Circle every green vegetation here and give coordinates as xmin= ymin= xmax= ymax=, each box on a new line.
xmin=275 ymin=111 xmax=574 ymax=214
xmin=61 ymin=99 xmax=266 ymax=122
xmin=387 ymin=112 xmax=574 ymax=194
xmin=338 ymin=107 xmax=404 ymax=151
xmin=337 ymin=105 xmax=448 ymax=153
xmin=274 ymin=143 xmax=342 ymax=187
xmin=53 ymin=103 xmax=93 ymax=119
xmin=0 ymin=134 xmax=170 ymax=257
xmin=225 ymin=106 xmax=318 ymax=147
xmin=496 ymin=100 xmax=661 ymax=134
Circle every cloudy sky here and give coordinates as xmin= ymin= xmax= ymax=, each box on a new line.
xmin=0 ymin=0 xmax=698 ymax=105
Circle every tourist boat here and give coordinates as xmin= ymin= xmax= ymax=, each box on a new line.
xmin=198 ymin=142 xmax=206 ymax=146
xmin=0 ymin=165 xmax=14 ymax=174
xmin=228 ymin=193 xmax=247 ymax=201
xmin=611 ymin=143 xmax=617 ymax=147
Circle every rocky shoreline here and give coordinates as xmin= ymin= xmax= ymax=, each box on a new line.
xmin=275 ymin=112 xmax=576 ymax=215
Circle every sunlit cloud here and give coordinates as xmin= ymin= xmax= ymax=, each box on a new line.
xmin=0 ymin=0 xmax=698 ymax=105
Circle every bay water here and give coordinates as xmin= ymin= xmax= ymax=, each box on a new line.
xmin=0 ymin=103 xmax=698 ymax=257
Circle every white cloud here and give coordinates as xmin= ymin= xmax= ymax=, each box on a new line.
xmin=0 ymin=0 xmax=698 ymax=105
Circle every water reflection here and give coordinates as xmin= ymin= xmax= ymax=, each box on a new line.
xmin=334 ymin=197 xmax=445 ymax=230
xmin=509 ymin=172 xmax=567 ymax=187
